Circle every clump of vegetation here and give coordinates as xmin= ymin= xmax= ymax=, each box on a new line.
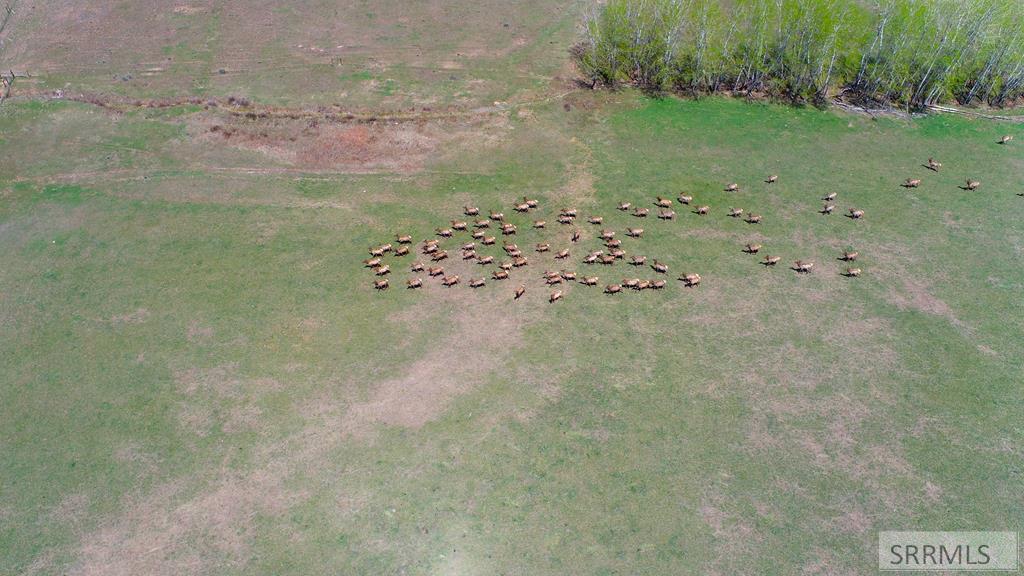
xmin=573 ymin=0 xmax=1024 ymax=109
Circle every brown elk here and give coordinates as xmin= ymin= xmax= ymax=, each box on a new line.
xmin=374 ymin=279 xmax=390 ymax=290
xmin=500 ymin=261 xmax=514 ymax=271
xmin=610 ymin=248 xmax=626 ymax=259
xmin=725 ymin=183 xmax=740 ymax=192
xmin=999 ymin=135 xmax=1013 ymax=144
xmin=507 ymin=248 xmax=523 ymax=258
xmin=462 ymin=250 xmax=477 ymax=260
xmin=605 ymin=284 xmax=622 ymax=294
xmin=583 ymin=253 xmax=599 ymax=264
xmin=744 ymin=243 xmax=762 ymax=254
xmin=766 ymin=175 xmax=778 ymax=183
xmin=793 ymin=260 xmax=814 ymax=273
xmin=695 ymin=205 xmax=710 ymax=215
xmin=903 ymin=178 xmax=922 ymax=188
xmin=745 ymin=214 xmax=762 ymax=224
xmin=469 ymin=278 xmax=486 ymax=288
xmin=821 ymin=204 xmax=835 ymax=215
xmin=477 ymin=255 xmax=494 ymax=265
xmin=501 ymin=223 xmax=517 ymax=235
xmin=436 ymin=227 xmax=454 ymax=237
xmin=395 ymin=245 xmax=410 ymax=256
xmin=589 ymin=216 xmax=604 ymax=224
xmin=840 ymin=250 xmax=859 ymax=261
xmin=369 ymin=245 xmax=388 ymax=257
xmin=681 ymin=273 xmax=701 ymax=287
xmin=606 ymin=239 xmax=623 ymax=248
xmin=636 ymin=280 xmax=651 ymax=290
xmin=407 ymin=277 xmax=423 ymax=289
xmin=546 ymin=275 xmax=563 ymax=285
xmin=442 ymin=275 xmax=460 ymax=286
xmin=848 ymin=208 xmax=865 ymax=219
xmin=655 ymin=196 xmax=673 ymax=208
xmin=561 ymin=208 xmax=578 ymax=218
xmin=823 ymin=192 xmax=837 ymax=201
xmin=630 ymin=255 xmax=647 ymax=266
xmin=571 ymin=229 xmax=581 ymax=243
xmin=843 ymin=267 xmax=862 ymax=277
xmin=678 ymin=194 xmax=693 ymax=204
xmin=428 ymin=266 xmax=445 ymax=276
xmin=600 ymin=255 xmax=616 ymax=265
xmin=472 ymin=230 xmax=485 ymax=239
xmin=536 ymin=243 xmax=551 ymax=252
xmin=618 ymin=201 xmax=632 ymax=211
xmin=524 ymin=196 xmax=539 ymax=208
xmin=728 ymin=207 xmax=744 ymax=218
xmin=464 ymin=205 xmax=480 ymax=216
xmin=451 ymin=220 xmax=468 ymax=231
xmin=364 ymin=256 xmax=382 ymax=268
xmin=474 ymin=219 xmax=490 ymax=228
xmin=651 ymin=260 xmax=668 ymax=273
xmin=533 ymin=220 xmax=546 ymax=229
xmin=514 ymin=202 xmax=531 ymax=213
xmin=651 ymin=279 xmax=667 ymax=289
xmin=633 ymin=207 xmax=650 ymax=217
xmin=375 ymin=265 xmax=391 ymax=276
xmin=762 ymin=255 xmax=781 ymax=266
xmin=513 ymin=256 xmax=529 ymax=267
xmin=462 ymin=241 xmax=476 ymax=251
xmin=514 ymin=284 xmax=526 ymax=300
xmin=926 ymin=158 xmax=942 ymax=171
xmin=623 ymin=278 xmax=640 ymax=289
xmin=396 ymin=234 xmax=413 ymax=244
xmin=411 ymin=261 xmax=425 ymax=272
xmin=431 ymin=250 xmax=449 ymax=261
xmin=543 ymin=270 xmax=560 ymax=280
xmin=482 ymin=236 xmax=496 ymax=245
xmin=626 ymin=227 xmax=644 ymax=238
xmin=490 ymin=211 xmax=505 ymax=221
xmin=580 ymin=276 xmax=599 ymax=286
xmin=601 ymin=229 xmax=616 ymax=240
xmin=493 ymin=269 xmax=509 ymax=280
xmin=658 ymin=209 xmax=676 ymax=220
xmin=549 ymin=290 xmax=563 ymax=303
xmin=560 ymin=270 xmax=577 ymax=280
xmin=558 ymin=215 xmax=574 ymax=224
xmin=963 ymin=179 xmax=981 ymax=191
xmin=422 ymin=243 xmax=439 ymax=255
xmin=555 ymin=249 xmax=571 ymax=259
xmin=504 ymin=242 xmax=519 ymax=253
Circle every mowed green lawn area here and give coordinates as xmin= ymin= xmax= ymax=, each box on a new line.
xmin=2 ymin=93 xmax=1022 ymax=575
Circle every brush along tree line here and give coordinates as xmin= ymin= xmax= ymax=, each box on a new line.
xmin=572 ymin=0 xmax=1024 ymax=109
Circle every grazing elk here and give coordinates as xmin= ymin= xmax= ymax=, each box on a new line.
xmin=374 ymin=279 xmax=389 ymax=290
xmin=762 ymin=255 xmax=781 ymax=266
xmin=396 ymin=234 xmax=413 ymax=244
xmin=725 ymin=183 xmax=739 ymax=192
xmin=533 ymin=220 xmax=546 ymax=229
xmin=630 ymin=255 xmax=647 ymax=266
xmin=681 ymin=273 xmax=701 ymax=287
xmin=549 ymin=290 xmax=563 ymax=303
xmin=793 ymin=260 xmax=814 ymax=273
xmin=618 ymin=201 xmax=632 ymax=211
xmin=428 ymin=266 xmax=445 ymax=276
xmin=514 ymin=285 xmax=526 ymax=300
xmin=821 ymin=204 xmax=835 ymax=215
xmin=451 ymin=220 xmax=468 ymax=231
xmin=963 ymin=179 xmax=981 ymax=191
xmin=744 ymin=243 xmax=762 ymax=254
xmin=626 ymin=227 xmax=644 ymax=238
xmin=464 ymin=205 xmax=480 ymax=216
xmin=728 ymin=207 xmax=744 ymax=218
xmin=375 ymin=265 xmax=391 ymax=276
xmin=436 ymin=227 xmax=454 ymax=238
xmin=926 ymin=158 xmax=942 ymax=171
xmin=493 ymin=269 xmax=509 ymax=280
xmin=658 ymin=209 xmax=676 ymax=220
xmin=580 ymin=276 xmax=599 ymax=286
xmin=605 ymin=284 xmax=623 ymax=294
xmin=848 ymin=208 xmax=865 ymax=219
xmin=490 ymin=211 xmax=505 ymax=221
xmin=501 ymin=223 xmax=517 ymax=235
xmin=482 ymin=236 xmax=496 ymax=245
xmin=536 ymin=243 xmax=551 ymax=252
xmin=840 ymin=250 xmax=859 ymax=261
xmin=823 ymin=192 xmax=837 ymax=201
xmin=407 ymin=277 xmax=423 ymax=289
xmin=469 ymin=278 xmax=486 ymax=288
xmin=766 ymin=175 xmax=778 ymax=183
xmin=633 ymin=207 xmax=650 ymax=217
xmin=395 ymin=245 xmax=410 ymax=256
xmin=903 ymin=178 xmax=922 ymax=188
xmin=695 ymin=205 xmax=710 ymax=215
xmin=441 ymin=275 xmax=460 ymax=286
xmin=431 ymin=250 xmax=449 ymax=261
xmin=589 ymin=216 xmax=604 ymax=225
xmin=999 ymin=135 xmax=1013 ymax=144
xmin=655 ymin=196 xmax=673 ymax=208
xmin=555 ymin=249 xmax=570 ymax=259
xmin=513 ymin=256 xmax=529 ymax=267
xmin=477 ymin=255 xmax=494 ymax=265
xmin=745 ymin=214 xmax=762 ymax=224
xmin=651 ymin=260 xmax=668 ymax=273
xmin=843 ymin=267 xmax=862 ymax=277
xmin=411 ymin=261 xmax=425 ymax=272
xmin=363 ymin=256 xmax=382 ymax=268
xmin=571 ymin=229 xmax=581 ymax=243
xmin=678 ymin=194 xmax=693 ymax=204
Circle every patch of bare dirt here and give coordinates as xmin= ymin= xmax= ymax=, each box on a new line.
xmin=886 ymin=277 xmax=963 ymax=327
xmin=109 ymin=308 xmax=150 ymax=325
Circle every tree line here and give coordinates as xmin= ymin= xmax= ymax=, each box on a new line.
xmin=571 ymin=0 xmax=1024 ymax=109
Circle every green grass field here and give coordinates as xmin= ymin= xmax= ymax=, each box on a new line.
xmin=2 ymin=3 xmax=1023 ymax=575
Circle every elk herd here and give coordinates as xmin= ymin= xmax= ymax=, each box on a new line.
xmin=367 ymin=140 xmax=1013 ymax=299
